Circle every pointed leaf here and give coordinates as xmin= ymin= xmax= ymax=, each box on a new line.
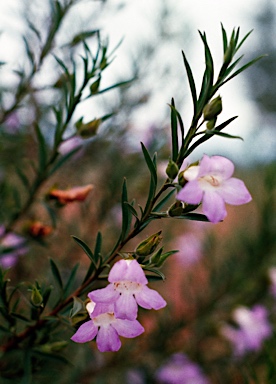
xmin=182 ymin=51 xmax=197 ymax=116
xmin=205 ymin=130 xmax=243 ymax=140
xmin=71 ymin=236 xmax=97 ymax=268
xmin=64 ymin=263 xmax=79 ymax=297
xmin=121 ymin=178 xmax=132 ymax=241
xmin=50 ymin=259 xmax=63 ymax=289
xmin=170 ymin=98 xmax=178 ymax=162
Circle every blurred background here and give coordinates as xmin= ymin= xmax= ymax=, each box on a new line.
xmin=0 ymin=0 xmax=275 ymax=383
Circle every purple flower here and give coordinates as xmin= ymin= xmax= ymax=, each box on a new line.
xmin=155 ymin=353 xmax=209 ymax=384
xmin=0 ymin=227 xmax=28 ymax=269
xmin=71 ymin=302 xmax=144 ymax=352
xmin=89 ymin=259 xmax=166 ymax=320
xmin=221 ymin=305 xmax=272 ymax=357
xmin=176 ymin=155 xmax=252 ymax=223
xmin=174 ymin=233 xmax=203 ymax=266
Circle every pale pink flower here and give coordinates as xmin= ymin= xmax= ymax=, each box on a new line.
xmin=221 ymin=305 xmax=272 ymax=357
xmin=155 ymin=353 xmax=209 ymax=384
xmin=176 ymin=155 xmax=252 ymax=223
xmin=71 ymin=302 xmax=144 ymax=352
xmin=89 ymin=259 xmax=166 ymax=321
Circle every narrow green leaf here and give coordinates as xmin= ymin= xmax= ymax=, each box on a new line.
xmin=50 ymin=259 xmax=63 ymax=289
xmin=221 ymin=23 xmax=228 ymax=54
xmin=71 ymin=236 xmax=97 ymax=267
xmin=121 ymin=178 xmax=132 ymax=241
xmin=96 ymin=79 xmax=133 ymax=95
xmin=15 ymin=167 xmax=30 ymax=191
xmin=235 ymin=29 xmax=253 ymax=52
xmin=176 ymin=213 xmax=210 ymax=222
xmin=170 ymin=98 xmax=178 ymax=162
xmin=94 ymin=232 xmax=102 ymax=264
xmin=182 ymin=51 xmax=197 ymax=116
xmin=205 ymin=130 xmax=243 ymax=140
xmin=64 ymin=263 xmax=79 ymax=297
xmin=144 ymin=268 xmax=166 ymax=281
xmin=141 ymin=142 xmax=157 ymax=185
xmin=222 ymin=55 xmax=264 ymax=85
xmin=184 ymin=116 xmax=238 ymax=157
xmin=124 ymin=201 xmax=139 ymax=219
xmin=34 ymin=124 xmax=48 ymax=171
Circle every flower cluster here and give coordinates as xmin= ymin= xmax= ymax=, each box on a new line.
xmin=71 ymin=259 xmax=166 ymax=351
xmin=221 ymin=304 xmax=272 ymax=357
xmin=177 ymin=155 xmax=252 ymax=223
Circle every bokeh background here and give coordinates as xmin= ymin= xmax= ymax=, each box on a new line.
xmin=0 ymin=0 xmax=275 ymax=383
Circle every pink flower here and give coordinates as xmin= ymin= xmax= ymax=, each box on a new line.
xmin=221 ymin=305 xmax=272 ymax=357
xmin=89 ymin=259 xmax=166 ymax=321
xmin=176 ymin=155 xmax=252 ymax=223
xmin=71 ymin=302 xmax=144 ymax=352
xmin=0 ymin=227 xmax=28 ymax=269
xmin=155 ymin=353 xmax=209 ymax=384
xmin=48 ymin=184 xmax=93 ymax=204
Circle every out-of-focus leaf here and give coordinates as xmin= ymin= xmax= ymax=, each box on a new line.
xmin=50 ymin=259 xmax=63 ymax=290
xmin=34 ymin=124 xmax=48 ymax=171
xmin=63 ymin=263 xmax=79 ymax=297
xmin=170 ymin=98 xmax=178 ymax=162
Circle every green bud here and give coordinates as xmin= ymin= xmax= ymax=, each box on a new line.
xmin=149 ymin=247 xmax=164 ymax=265
xmin=166 ymin=159 xmax=179 ymax=180
xmin=135 ymin=231 xmax=162 ymax=257
xmin=76 ymin=118 xmax=101 ymax=138
xmin=206 ymin=118 xmax=217 ymax=130
xmin=178 ymin=171 xmax=186 ymax=187
xmin=90 ymin=76 xmax=101 ymax=95
xmin=31 ymin=286 xmax=43 ymax=307
xmin=203 ymin=96 xmax=222 ymax=121
xmin=168 ymin=201 xmax=184 ymax=217
xmin=40 ymin=341 xmax=68 ymax=353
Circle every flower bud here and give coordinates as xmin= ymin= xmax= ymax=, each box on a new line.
xmin=166 ymin=159 xmax=179 ymax=180
xmin=75 ymin=118 xmax=101 ymax=138
xmin=203 ymin=96 xmax=222 ymax=121
xmin=90 ymin=76 xmax=101 ymax=95
xmin=31 ymin=286 xmax=43 ymax=307
xmin=178 ymin=171 xmax=186 ymax=187
xmin=206 ymin=118 xmax=216 ymax=130
xmin=168 ymin=201 xmax=184 ymax=217
xmin=135 ymin=231 xmax=162 ymax=258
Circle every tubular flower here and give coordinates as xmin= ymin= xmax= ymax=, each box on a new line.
xmin=176 ymin=154 xmax=252 ymax=223
xmin=71 ymin=302 xmax=144 ymax=352
xmin=89 ymin=259 xmax=167 ymax=321
xmin=48 ymin=184 xmax=93 ymax=204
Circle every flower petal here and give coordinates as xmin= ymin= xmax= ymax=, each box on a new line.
xmin=198 ymin=155 xmax=234 ymax=180
xmin=88 ymin=284 xmax=119 ymax=303
xmin=96 ymin=324 xmax=121 ymax=352
xmin=113 ymin=318 xmax=144 ymax=338
xmin=109 ymin=259 xmax=148 ymax=284
xmin=202 ymin=190 xmax=226 ymax=223
xmin=218 ymin=178 xmax=252 ymax=205
xmin=176 ymin=180 xmax=203 ymax=205
xmin=135 ymin=286 xmax=167 ymax=310
xmin=114 ymin=293 xmax=138 ymax=320
xmin=71 ymin=320 xmax=97 ymax=343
